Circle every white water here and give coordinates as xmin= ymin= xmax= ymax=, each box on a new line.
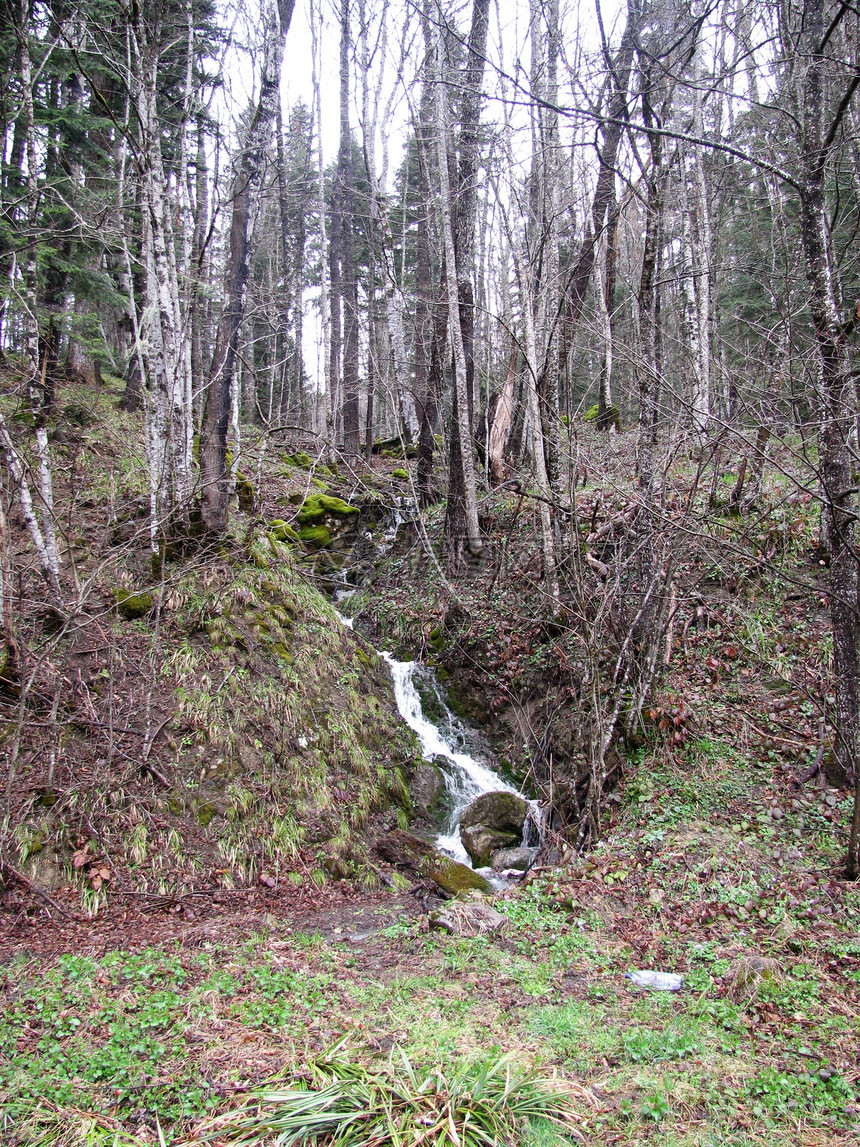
xmin=382 ymin=654 xmax=521 ymax=864
xmin=333 ymin=539 xmax=539 ymax=870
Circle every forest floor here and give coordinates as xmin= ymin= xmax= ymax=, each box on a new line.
xmin=1 ymin=731 xmax=858 ymax=1146
xmin=0 ymin=382 xmax=859 ymax=1145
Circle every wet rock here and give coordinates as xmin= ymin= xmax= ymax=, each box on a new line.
xmin=429 ymin=901 xmax=508 ymax=937
xmin=410 ymin=759 xmax=446 ymax=821
xmin=461 ymin=826 xmax=519 ymax=867
xmin=375 ymin=829 xmax=492 ymax=895
xmin=490 ymin=846 xmax=534 ymax=872
xmin=459 ymin=791 xmax=529 ymax=867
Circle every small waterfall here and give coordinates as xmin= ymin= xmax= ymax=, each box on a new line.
xmin=332 ymin=543 xmax=541 ymax=872
xmin=382 ymin=655 xmax=527 ymax=865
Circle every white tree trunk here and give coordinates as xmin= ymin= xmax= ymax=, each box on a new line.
xmin=433 ymin=17 xmax=482 ymax=556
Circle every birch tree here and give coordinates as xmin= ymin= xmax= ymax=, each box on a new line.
xmin=201 ymin=0 xmax=296 ymax=532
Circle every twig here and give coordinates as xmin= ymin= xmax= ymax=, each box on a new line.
xmin=0 ymin=858 xmax=74 ymax=919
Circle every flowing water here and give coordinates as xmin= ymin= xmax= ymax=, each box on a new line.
xmin=335 ymin=579 xmax=539 ymax=869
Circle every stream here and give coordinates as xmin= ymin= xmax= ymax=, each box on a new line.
xmin=335 ymin=580 xmax=540 ymax=872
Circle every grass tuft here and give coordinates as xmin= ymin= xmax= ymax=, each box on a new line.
xmin=199 ymin=1044 xmax=592 ymax=1147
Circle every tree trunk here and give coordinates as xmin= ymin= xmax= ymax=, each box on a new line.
xmin=439 ymin=0 xmax=489 ymax=567
xmin=338 ymin=0 xmax=361 ymax=458
xmin=200 ymin=0 xmax=295 ymax=533
xmin=797 ymin=0 xmax=859 ymax=878
xmin=434 ymin=8 xmax=483 ymax=566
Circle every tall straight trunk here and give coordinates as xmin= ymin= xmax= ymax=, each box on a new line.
xmin=561 ymin=0 xmax=639 ymax=353
xmin=360 ymin=0 xmax=416 ymax=443
xmin=191 ymin=112 xmax=210 ymax=412
xmin=440 ymin=0 xmax=489 ymax=566
xmin=518 ymin=231 xmax=560 ymax=608
xmin=414 ymin=44 xmax=441 ymax=503
xmin=687 ymin=44 xmax=712 ymax=445
xmin=310 ymin=0 xmax=332 ymax=438
xmin=201 ymin=0 xmax=295 ymax=532
xmin=797 ymin=0 xmax=859 ymax=878
xmin=133 ymin=23 xmax=193 ymax=542
xmin=338 ymin=0 xmax=361 ymax=458
xmin=596 ymin=194 xmax=619 ymax=428
xmin=634 ymin=65 xmax=665 ymax=643
xmin=19 ymin=2 xmax=60 ymax=590
xmin=433 ymin=10 xmax=482 ymax=564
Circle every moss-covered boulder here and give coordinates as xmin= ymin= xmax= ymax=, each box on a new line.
xmin=296 ymin=494 xmax=360 ymax=526
xmin=375 ymin=829 xmax=492 ymax=894
xmin=236 ymin=473 xmax=255 ymax=512
xmin=283 ymin=451 xmax=314 ymax=470
xmin=267 ymin=519 xmax=300 ymax=543
xmin=114 ymin=588 xmax=154 ymax=619
xmin=299 ymin=524 xmax=332 ymax=548
xmin=583 ymin=402 xmax=621 ymax=431
xmin=391 ymin=468 xmax=409 ymax=481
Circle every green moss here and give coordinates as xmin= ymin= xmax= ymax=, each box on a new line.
xmin=391 ymin=468 xmax=409 ymax=481
xmin=267 ymin=520 xmax=300 ymax=543
xmin=420 ymin=853 xmax=492 ymax=895
xmin=583 ymin=403 xmax=621 ymax=430
xmin=196 ymin=802 xmax=217 ymax=827
xmin=114 ymin=588 xmax=154 ymax=619
xmin=311 ymin=478 xmax=329 ymax=491
xmin=355 ymin=648 xmax=372 ymax=669
xmin=299 ymin=524 xmax=332 ymax=548
xmin=296 ymin=494 xmax=360 ymax=526
xmin=284 ymin=451 xmax=314 ymax=470
xmin=427 ymin=626 xmax=445 ymax=654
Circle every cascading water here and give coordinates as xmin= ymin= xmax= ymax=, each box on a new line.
xmin=333 ymin=504 xmax=541 ymax=872
xmin=381 ymin=655 xmax=526 ymax=865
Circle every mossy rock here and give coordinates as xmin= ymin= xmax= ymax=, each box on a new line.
xmin=583 ymin=403 xmax=621 ymax=430
xmin=296 ymin=494 xmax=360 ymax=526
xmin=311 ymin=477 xmax=329 ymax=491
xmin=299 ymin=524 xmax=332 ymax=548
xmin=427 ymin=626 xmax=445 ymax=654
xmin=284 ymin=451 xmax=314 ymax=470
xmin=196 ymin=801 xmax=218 ymax=827
xmin=376 ymin=829 xmax=491 ymax=895
xmin=267 ymin=519 xmax=300 ymax=543
xmin=114 ymin=588 xmax=154 ymax=619
xmin=391 ymin=468 xmax=409 ymax=481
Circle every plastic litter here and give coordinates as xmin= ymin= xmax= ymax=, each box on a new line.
xmin=625 ymin=969 xmax=683 ymax=991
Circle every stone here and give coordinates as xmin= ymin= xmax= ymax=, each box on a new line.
xmin=429 ymin=901 xmax=508 ymax=937
xmin=458 ymin=791 xmax=529 ymax=867
xmin=491 ymin=846 xmax=534 ymax=872
xmin=114 ymin=588 xmax=154 ymax=619
xmin=460 ymin=825 xmax=519 ymax=867
xmin=375 ymin=829 xmax=492 ymax=895
xmin=460 ymin=790 xmax=528 ymax=834
xmin=410 ymin=759 xmax=446 ymax=821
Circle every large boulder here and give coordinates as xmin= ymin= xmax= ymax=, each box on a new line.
xmin=430 ymin=901 xmax=508 ymax=937
xmin=375 ymin=829 xmax=492 ymax=895
xmin=459 ymin=791 xmax=528 ymax=867
xmin=491 ymin=846 xmax=535 ymax=873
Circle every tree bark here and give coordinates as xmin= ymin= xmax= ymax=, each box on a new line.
xmin=201 ymin=0 xmax=295 ymax=533
xmin=797 ymin=0 xmax=859 ymax=877
xmin=338 ymin=0 xmax=361 ymax=458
